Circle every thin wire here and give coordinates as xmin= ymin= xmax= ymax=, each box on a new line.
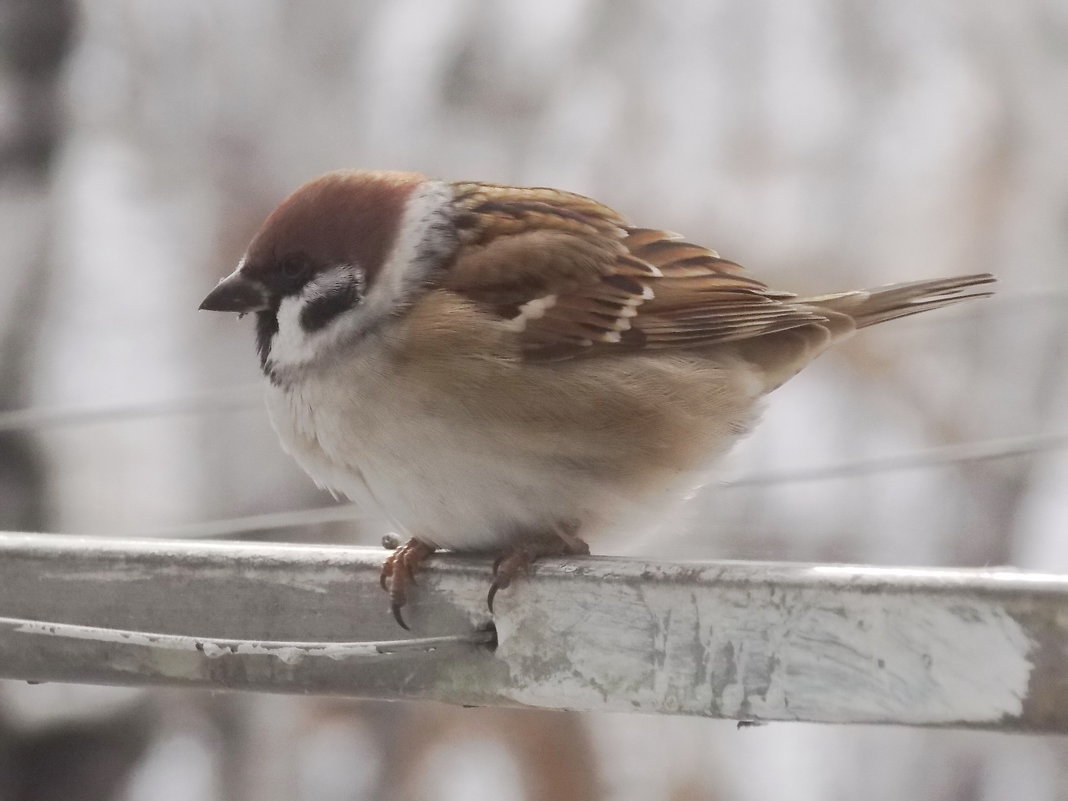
xmin=1 ymin=615 xmax=495 ymax=663
xmin=146 ymin=504 xmax=367 ymax=539
xmin=0 ymin=287 xmax=1063 ymax=436
xmin=0 ymin=385 xmax=262 ymax=433
xmin=5 ymin=287 xmax=1066 ymax=541
xmin=142 ymin=429 xmax=1068 ymax=541
xmin=725 ymin=431 xmax=1068 ymax=488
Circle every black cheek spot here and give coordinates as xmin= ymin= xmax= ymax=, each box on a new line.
xmin=300 ymin=280 xmax=363 ymax=333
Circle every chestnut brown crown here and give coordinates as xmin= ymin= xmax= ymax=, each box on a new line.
xmin=240 ymin=170 xmax=427 ymax=301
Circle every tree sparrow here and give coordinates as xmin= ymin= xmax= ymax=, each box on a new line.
xmin=200 ymin=170 xmax=995 ymax=628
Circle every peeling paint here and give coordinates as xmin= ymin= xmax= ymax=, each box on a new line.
xmin=496 ymin=564 xmax=1036 ymax=726
xmin=0 ymin=535 xmax=1062 ymax=731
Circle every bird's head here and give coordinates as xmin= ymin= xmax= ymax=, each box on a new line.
xmin=199 ymin=169 xmax=457 ymax=378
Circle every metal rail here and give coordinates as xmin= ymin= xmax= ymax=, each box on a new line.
xmin=0 ymin=533 xmax=1064 ymax=732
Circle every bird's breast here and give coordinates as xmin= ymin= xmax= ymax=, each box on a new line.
xmin=264 ymin=338 xmax=765 ymax=551
xmin=261 ymin=346 xmax=590 ymax=550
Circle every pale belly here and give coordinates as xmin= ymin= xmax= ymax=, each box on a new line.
xmin=264 ymin=347 xmax=762 ymax=551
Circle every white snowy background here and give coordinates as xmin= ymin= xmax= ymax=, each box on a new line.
xmin=2 ymin=1 xmax=1067 ymax=799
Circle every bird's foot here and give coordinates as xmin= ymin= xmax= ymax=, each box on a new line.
xmin=380 ymin=537 xmax=436 ymax=630
xmin=488 ymin=530 xmax=589 ymax=612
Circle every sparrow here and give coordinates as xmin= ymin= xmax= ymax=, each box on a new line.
xmin=199 ymin=169 xmax=995 ymax=628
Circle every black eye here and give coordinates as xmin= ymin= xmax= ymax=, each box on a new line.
xmin=280 ymin=254 xmax=309 ymax=280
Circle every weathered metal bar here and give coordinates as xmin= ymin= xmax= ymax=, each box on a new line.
xmin=0 ymin=532 xmax=1064 ymax=732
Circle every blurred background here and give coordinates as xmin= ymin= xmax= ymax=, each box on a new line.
xmin=2 ymin=0 xmax=1067 ymax=798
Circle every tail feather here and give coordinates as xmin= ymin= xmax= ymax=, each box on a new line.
xmin=736 ymin=273 xmax=995 ymax=392
xmin=798 ymin=273 xmax=996 ymax=329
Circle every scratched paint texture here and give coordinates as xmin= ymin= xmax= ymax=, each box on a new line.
xmin=489 ymin=564 xmax=1035 ymax=725
xmin=494 ymin=577 xmax=1033 ymax=723
xmin=0 ymin=535 xmax=1062 ymax=731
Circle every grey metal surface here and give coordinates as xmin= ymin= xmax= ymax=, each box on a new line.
xmin=0 ymin=532 xmax=1064 ymax=731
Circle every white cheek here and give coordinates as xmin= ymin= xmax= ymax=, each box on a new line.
xmin=270 ymin=294 xmax=322 ymax=368
xmin=354 ymin=180 xmax=455 ymax=328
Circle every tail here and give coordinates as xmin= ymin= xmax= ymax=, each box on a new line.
xmin=796 ymin=273 xmax=996 ymax=329
xmin=736 ymin=273 xmax=996 ymax=392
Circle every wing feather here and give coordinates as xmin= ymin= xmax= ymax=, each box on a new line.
xmin=445 ymin=183 xmax=824 ymax=360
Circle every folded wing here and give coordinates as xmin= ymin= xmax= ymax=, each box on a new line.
xmin=444 ymin=182 xmax=994 ymax=371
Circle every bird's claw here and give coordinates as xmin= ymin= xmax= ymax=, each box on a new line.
xmin=379 ymin=532 xmax=588 ymax=624
xmin=486 ymin=574 xmax=510 ymax=614
xmin=485 ymin=532 xmax=588 ymax=613
xmin=379 ymin=538 xmax=435 ymax=630
xmin=391 ymin=601 xmax=410 ymax=631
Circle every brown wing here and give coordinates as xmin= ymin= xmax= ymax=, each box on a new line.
xmin=621 ymin=228 xmax=823 ymax=349
xmin=445 ymin=182 xmax=821 ymax=361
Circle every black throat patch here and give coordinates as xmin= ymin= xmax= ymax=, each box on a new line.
xmin=255 ymin=309 xmax=279 ymax=372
